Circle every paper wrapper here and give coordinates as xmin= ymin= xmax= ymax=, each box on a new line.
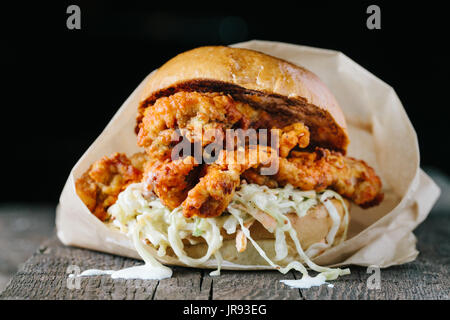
xmin=56 ymin=40 xmax=440 ymax=269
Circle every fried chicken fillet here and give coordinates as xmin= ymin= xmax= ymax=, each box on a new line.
xmin=139 ymin=93 xmax=382 ymax=219
xmin=75 ymin=152 xmax=147 ymax=221
xmin=245 ymin=148 xmax=383 ymax=207
xmin=76 ymin=91 xmax=383 ymax=221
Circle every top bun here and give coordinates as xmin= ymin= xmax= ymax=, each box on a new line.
xmin=138 ymin=46 xmax=349 ymax=153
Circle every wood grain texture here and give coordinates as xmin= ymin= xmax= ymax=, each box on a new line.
xmin=153 ymin=268 xmax=211 ymax=300
xmin=297 ymin=214 xmax=450 ymax=300
xmin=0 ymin=204 xmax=55 ymax=292
xmin=209 ymin=270 xmax=302 ymax=300
xmin=0 ymin=214 xmax=448 ymax=300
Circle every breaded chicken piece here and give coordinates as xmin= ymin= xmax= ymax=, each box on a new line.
xmin=182 ymin=163 xmax=241 ymax=218
xmin=272 ymin=122 xmax=310 ymax=157
xmin=144 ymin=156 xmax=200 ymax=209
xmin=244 ymin=148 xmax=383 ymax=207
xmin=79 ymin=91 xmax=383 ymax=222
xmin=138 ymin=92 xmax=309 ymax=213
xmin=182 ymin=146 xmax=277 ymax=218
xmin=187 ymin=143 xmax=383 ymax=218
xmin=75 ymin=152 xmax=146 ymax=221
xmin=241 ymin=168 xmax=279 ymax=188
xmin=181 ymin=124 xmax=318 ymax=218
xmin=137 ymin=91 xmax=255 ymax=150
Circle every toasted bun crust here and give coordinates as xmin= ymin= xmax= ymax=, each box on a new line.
xmin=139 ymin=46 xmax=349 ymax=153
xmin=151 ymin=199 xmax=348 ymax=268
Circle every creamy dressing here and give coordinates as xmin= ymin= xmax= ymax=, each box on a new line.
xmin=80 ymin=269 xmax=114 ymax=276
xmin=111 ymin=264 xmax=172 ymax=280
xmin=77 ymin=264 xmax=172 ymax=280
xmin=280 ymin=274 xmax=334 ymax=289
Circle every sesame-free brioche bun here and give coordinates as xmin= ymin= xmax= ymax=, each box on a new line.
xmin=138 ymin=46 xmax=349 ymax=153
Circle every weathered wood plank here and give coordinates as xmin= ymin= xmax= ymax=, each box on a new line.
xmin=153 ymin=268 xmax=211 ymax=300
xmin=0 ymin=214 xmax=448 ymax=300
xmin=297 ymin=215 xmax=450 ymax=300
xmin=0 ymin=237 xmax=158 ymax=300
xmin=210 ymin=270 xmax=302 ymax=300
xmin=0 ymin=204 xmax=55 ymax=292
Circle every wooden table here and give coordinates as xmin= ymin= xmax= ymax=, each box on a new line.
xmin=1 ymin=213 xmax=448 ymax=300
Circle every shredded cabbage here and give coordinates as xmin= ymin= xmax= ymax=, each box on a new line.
xmin=274 ymin=227 xmax=288 ymax=261
xmin=228 ymin=184 xmax=350 ymax=281
xmin=168 ymin=212 xmax=223 ymax=266
xmin=209 ymin=251 xmax=223 ymax=276
xmin=131 ymin=215 xmax=172 ymax=277
xmin=108 ymin=182 xmax=351 ymax=285
xmin=108 ymin=183 xmax=223 ymax=275
xmin=222 ymin=215 xmax=239 ymax=234
xmin=231 ymin=184 xmax=318 ymax=220
xmin=192 ymin=217 xmax=204 ymax=236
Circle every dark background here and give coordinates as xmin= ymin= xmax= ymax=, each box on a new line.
xmin=1 ymin=1 xmax=448 ymax=204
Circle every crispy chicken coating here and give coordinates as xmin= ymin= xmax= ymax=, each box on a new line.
xmin=277 ymin=148 xmax=383 ymax=206
xmin=75 ymin=152 xmax=146 ymax=221
xmin=245 ymin=148 xmax=383 ymax=207
xmin=144 ymin=121 xmax=308 ymax=217
xmin=184 ymin=144 xmax=383 ymax=218
xmin=182 ymin=164 xmax=241 ymax=218
xmin=77 ymin=91 xmax=383 ymax=222
xmin=137 ymin=91 xmax=306 ymax=213
xmin=272 ymin=122 xmax=310 ymax=157
xmin=137 ymin=91 xmax=257 ymax=152
xmin=144 ymin=156 xmax=200 ymax=209
xmin=182 ymin=146 xmax=276 ymax=218
xmin=241 ymin=168 xmax=279 ymax=188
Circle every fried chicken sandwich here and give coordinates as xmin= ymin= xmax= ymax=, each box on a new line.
xmin=75 ymin=46 xmax=383 ymax=283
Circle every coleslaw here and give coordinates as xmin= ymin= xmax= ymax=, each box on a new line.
xmin=107 ymin=181 xmax=350 ymax=285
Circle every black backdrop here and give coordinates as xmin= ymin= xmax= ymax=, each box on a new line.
xmin=2 ymin=1 xmax=448 ymax=203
